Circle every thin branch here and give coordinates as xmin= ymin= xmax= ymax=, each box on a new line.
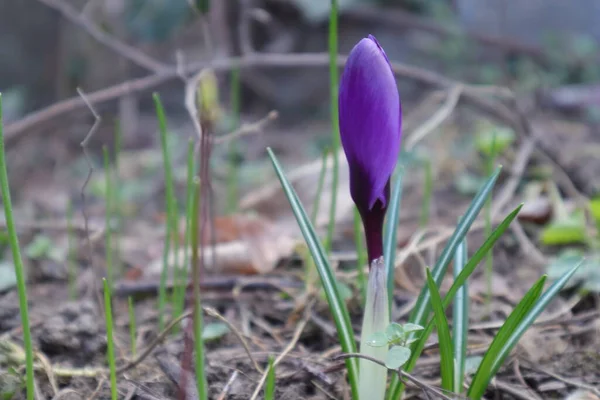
xmin=405 ymin=85 xmax=462 ymax=150
xmin=116 ymin=311 xmax=192 ymax=374
xmin=203 ymin=307 xmax=263 ymax=374
xmin=37 ymin=0 xmax=169 ymax=73
xmin=213 ymin=110 xmax=278 ymax=145
xmin=76 ymin=88 xmax=102 ymax=301
xmin=5 ymin=52 xmax=513 ymax=144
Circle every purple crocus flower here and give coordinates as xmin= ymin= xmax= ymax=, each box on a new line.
xmin=339 ymin=34 xmax=402 ymax=264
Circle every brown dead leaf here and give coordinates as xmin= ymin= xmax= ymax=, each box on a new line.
xmin=520 ymin=327 xmax=569 ymax=363
xmin=519 ymin=197 xmax=553 ymax=224
xmin=145 ymin=213 xmax=299 ymax=277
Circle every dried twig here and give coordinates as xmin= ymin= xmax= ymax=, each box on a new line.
xmin=76 ymin=88 xmax=103 ymax=305
xmin=203 ymin=307 xmax=263 ymax=374
xmin=216 ymin=371 xmax=239 ymax=400
xmin=5 ymin=52 xmax=512 ymax=143
xmin=405 ymin=85 xmax=463 ymax=150
xmin=530 ymin=365 xmax=600 ymax=397
xmin=116 ymin=311 xmax=192 ymax=374
xmin=214 ymin=110 xmax=278 ymax=145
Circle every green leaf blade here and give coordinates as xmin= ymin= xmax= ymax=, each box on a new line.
xmin=267 ymin=148 xmax=358 ymax=398
xmin=425 ymin=269 xmax=454 ymax=392
xmin=469 ymin=261 xmax=582 ymax=399
xmin=452 ymin=239 xmax=468 ymax=393
xmin=468 ymin=275 xmax=546 ymax=399
xmin=384 ymin=168 xmax=405 ymax=313
xmin=389 ymin=203 xmax=521 ymax=399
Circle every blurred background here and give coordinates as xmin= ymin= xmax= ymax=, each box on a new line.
xmin=4 ymin=0 xmax=600 ymax=120
xmin=3 ymin=0 xmax=600 ymax=204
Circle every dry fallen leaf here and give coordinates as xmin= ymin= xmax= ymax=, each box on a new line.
xmin=144 ymin=213 xmax=299 ymax=276
xmin=519 ymin=327 xmax=569 ymax=363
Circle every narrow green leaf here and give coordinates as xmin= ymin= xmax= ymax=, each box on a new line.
xmin=452 ymin=239 xmax=469 ymax=393
xmin=389 ymin=167 xmax=502 ymax=400
xmin=425 ymin=269 xmax=454 ymax=391
xmin=0 ymin=93 xmax=35 ymax=400
xmin=264 ymin=356 xmax=276 ymax=400
xmin=153 ymin=93 xmax=180 ymax=329
xmin=469 ymin=261 xmax=581 ymax=399
xmin=103 ymin=146 xmax=113 ymax=289
xmin=190 ymin=180 xmax=208 ymax=400
xmin=267 ymin=148 xmax=358 ymax=398
xmin=388 ymin=203 xmax=520 ymax=399
xmin=325 ymin=0 xmax=340 ymax=254
xmin=103 ymin=279 xmax=118 ymax=400
xmin=113 ymin=119 xmax=122 ymax=277
xmin=384 ymin=168 xmax=404 ymax=313
xmin=226 ymin=67 xmax=240 ymax=214
xmin=468 ymin=275 xmax=546 ymax=399
xmin=172 ymin=139 xmax=196 ymax=331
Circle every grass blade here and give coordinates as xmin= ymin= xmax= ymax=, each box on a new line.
xmin=103 ymin=278 xmax=118 ymax=400
xmin=103 ymin=146 xmax=113 ymax=288
xmin=191 ymin=179 xmax=208 ymax=400
xmin=0 ymin=93 xmax=35 ymax=400
xmin=153 ymin=93 xmax=180 ymax=318
xmin=226 ymin=66 xmax=241 ymax=214
xmin=113 ymin=119 xmax=122 ymax=277
xmin=469 ymin=260 xmax=581 ymax=399
xmin=267 ymin=147 xmax=358 ymax=398
xmin=425 ymin=269 xmax=454 ymax=392
xmin=452 ymin=239 xmax=468 ymax=393
xmin=388 ymin=203 xmax=520 ymax=399
xmin=264 ymin=356 xmax=276 ymax=400
xmin=172 ymin=139 xmax=196 ymax=330
xmin=468 ymin=275 xmax=546 ymax=399
xmin=384 ymin=168 xmax=404 ymax=313
xmin=157 ymin=222 xmax=171 ymax=330
xmin=325 ymin=0 xmax=340 ymax=253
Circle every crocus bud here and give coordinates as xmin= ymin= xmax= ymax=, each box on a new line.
xmin=339 ymin=34 xmax=401 ymax=264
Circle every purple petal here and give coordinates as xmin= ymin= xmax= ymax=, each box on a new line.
xmin=339 ymin=35 xmax=402 ymax=214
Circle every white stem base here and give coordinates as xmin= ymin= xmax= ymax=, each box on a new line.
xmin=359 ymin=257 xmax=390 ymax=400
